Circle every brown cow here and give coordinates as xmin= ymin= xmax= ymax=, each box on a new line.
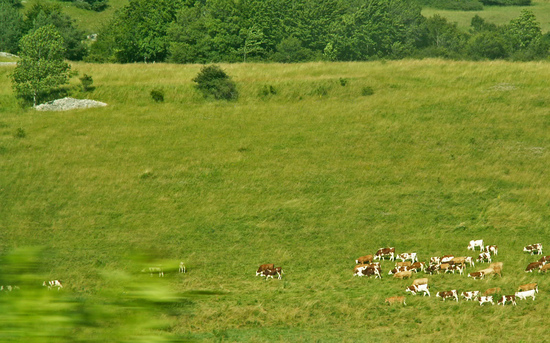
xmin=525 ymin=261 xmax=544 ymax=272
xmin=393 ymin=270 xmax=413 ymax=279
xmin=256 ymin=264 xmax=274 ymax=276
xmin=517 ymin=283 xmax=538 ymax=293
xmin=483 ymin=287 xmax=501 ymax=296
xmin=385 ymin=296 xmax=406 ymax=306
xmin=489 ymin=262 xmax=503 ymax=277
xmin=356 ymin=255 xmax=373 ymax=264
xmin=411 ymin=278 xmax=428 ymax=286
xmin=479 ymin=268 xmax=495 ymax=277
xmin=396 ymin=261 xmax=412 ymax=268
xmin=540 ymin=264 xmax=550 ymax=273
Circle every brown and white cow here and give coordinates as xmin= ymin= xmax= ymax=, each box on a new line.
xmin=355 ymin=255 xmax=373 ymax=264
xmin=397 ymin=252 xmax=418 ymax=263
xmin=262 ymin=267 xmax=282 ymax=280
xmin=538 ymin=255 xmax=550 ymax=263
xmin=425 ymin=264 xmax=440 ymax=275
xmin=461 ymin=291 xmax=479 ymax=301
xmin=498 ymin=295 xmax=517 ymax=306
xmin=517 ymin=283 xmax=538 ymax=293
xmin=385 ymin=296 xmax=406 ymax=306
xmin=478 ymin=296 xmax=494 ymax=306
xmin=524 ymin=243 xmax=543 ymax=255
xmin=467 ymin=239 xmax=484 ymax=251
xmin=430 ymin=256 xmax=441 ymax=265
xmin=477 ymin=252 xmax=492 ymax=263
xmin=405 ymin=283 xmax=430 ymax=296
xmin=374 ymin=247 xmax=395 ymax=261
xmin=354 ymin=264 xmax=380 ymax=276
xmin=468 ymin=271 xmax=485 ymax=279
xmin=256 ymin=264 xmax=275 ymax=276
xmin=446 ymin=263 xmax=464 ymax=275
xmin=440 ymin=255 xmax=454 ymax=264
xmin=436 ymin=290 xmax=458 ymax=302
xmin=525 ymin=261 xmax=544 ymax=272
xmin=409 ymin=262 xmax=426 ymax=272
xmin=483 ymin=287 xmax=501 ymax=296
xmin=484 ymin=245 xmax=498 ymax=255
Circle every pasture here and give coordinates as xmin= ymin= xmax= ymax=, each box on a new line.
xmin=0 ymin=60 xmax=549 ymax=342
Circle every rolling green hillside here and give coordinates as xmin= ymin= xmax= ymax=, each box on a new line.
xmin=1 ymin=60 xmax=549 ymax=342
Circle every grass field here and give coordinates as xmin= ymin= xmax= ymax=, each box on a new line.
xmin=1 ymin=60 xmax=550 ymax=342
xmin=423 ymin=0 xmax=550 ymax=32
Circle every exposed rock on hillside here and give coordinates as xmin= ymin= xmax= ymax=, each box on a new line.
xmin=35 ymin=97 xmax=107 ymax=111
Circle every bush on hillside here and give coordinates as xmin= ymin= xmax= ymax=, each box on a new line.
xmin=480 ymin=0 xmax=530 ymax=5
xmin=192 ymin=65 xmax=238 ymax=101
xmin=150 ymin=89 xmax=165 ymax=102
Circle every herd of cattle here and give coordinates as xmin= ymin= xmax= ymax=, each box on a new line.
xmin=255 ymin=240 xmax=546 ymax=307
xmin=347 ymin=240 xmax=545 ymax=306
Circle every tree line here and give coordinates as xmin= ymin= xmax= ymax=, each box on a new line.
xmin=2 ymin=0 xmax=549 ymax=63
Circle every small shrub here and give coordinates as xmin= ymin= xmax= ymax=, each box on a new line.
xmin=258 ymin=85 xmax=277 ymax=98
xmin=79 ymin=74 xmax=94 ymax=92
xmin=361 ymin=86 xmax=374 ymax=96
xmin=339 ymin=78 xmax=348 ymax=87
xmin=150 ymin=89 xmax=165 ymax=103
xmin=14 ymin=128 xmax=26 ymax=138
xmin=192 ymin=65 xmax=238 ymax=101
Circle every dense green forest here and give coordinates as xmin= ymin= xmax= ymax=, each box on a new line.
xmin=1 ymin=0 xmax=549 ymax=62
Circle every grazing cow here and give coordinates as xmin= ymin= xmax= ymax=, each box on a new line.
xmin=409 ymin=262 xmax=426 ymax=272
xmin=524 ymin=243 xmax=543 ymax=255
xmin=393 ymin=270 xmax=413 ymax=279
xmin=0 ymin=285 xmax=20 ymax=292
xmin=484 ymin=245 xmax=498 ymax=255
xmin=540 ymin=264 xmax=550 ymax=273
xmin=142 ymin=267 xmax=164 ymax=277
xmin=538 ymin=255 xmax=550 ymax=263
xmin=356 ymin=255 xmax=374 ymax=265
xmin=517 ymin=283 xmax=538 ymax=293
xmin=440 ymin=255 xmax=454 ymax=263
xmin=446 ymin=263 xmax=464 ymax=275
xmin=451 ymin=257 xmax=466 ymax=266
xmin=461 ymin=291 xmax=479 ymax=301
xmin=360 ymin=267 xmax=382 ymax=278
xmin=464 ymin=256 xmax=475 ymax=267
xmin=515 ymin=289 xmax=536 ymax=301
xmin=478 ymin=296 xmax=494 ymax=306
xmin=525 ymin=261 xmax=544 ymax=272
xmin=426 ymin=264 xmax=440 ymax=275
xmin=388 ymin=265 xmax=416 ymax=275
xmin=498 ymin=295 xmax=517 ymax=306
xmin=468 ymin=271 xmax=485 ymax=279
xmin=477 ymin=252 xmax=492 ymax=263
xmin=262 ymin=268 xmax=282 ymax=280
xmin=257 ymin=264 xmax=275 ymax=276
xmin=43 ymin=280 xmax=63 ymax=290
xmin=439 ymin=263 xmax=451 ymax=273
xmin=479 ymin=268 xmax=495 ymax=278
xmin=179 ymin=262 xmax=187 ymax=273
xmin=354 ymin=263 xmax=381 ymax=277
xmin=412 ymin=278 xmax=428 ymax=286
xmin=374 ymin=247 xmax=395 ymax=261
xmin=385 ymin=296 xmax=406 ymax=306
xmin=430 ymin=257 xmax=441 ymax=265
xmin=436 ymin=290 xmax=458 ymax=302
xmin=468 ymin=239 xmax=484 ymax=251
xmin=483 ymin=287 xmax=501 ymax=296
xmin=489 ymin=262 xmax=503 ymax=277
xmin=396 ymin=261 xmax=412 ymax=268
xmin=405 ymin=283 xmax=430 ymax=296
xmin=397 ymin=253 xmax=418 ymax=263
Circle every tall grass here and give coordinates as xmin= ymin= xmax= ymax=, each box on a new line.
xmin=0 ymin=60 xmax=549 ymax=341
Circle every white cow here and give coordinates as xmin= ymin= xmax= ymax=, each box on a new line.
xmin=43 ymin=280 xmax=63 ymax=290
xmin=468 ymin=239 xmax=484 ymax=251
xmin=179 ymin=262 xmax=187 ymax=273
xmin=143 ymin=267 xmax=164 ymax=277
xmin=478 ymin=296 xmax=494 ymax=305
xmin=515 ymin=289 xmax=536 ymax=301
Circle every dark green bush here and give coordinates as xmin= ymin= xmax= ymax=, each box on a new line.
xmin=150 ymin=89 xmax=164 ymax=102
xmin=417 ymin=0 xmax=483 ymax=10
xmin=192 ymin=65 xmax=238 ymax=101
xmin=79 ymin=74 xmax=94 ymax=92
xmin=361 ymin=86 xmax=374 ymax=96
xmin=258 ymin=85 xmax=277 ymax=98
xmin=480 ymin=0 xmax=530 ymax=5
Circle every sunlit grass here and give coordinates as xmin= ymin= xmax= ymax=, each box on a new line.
xmin=0 ymin=60 xmax=549 ymax=341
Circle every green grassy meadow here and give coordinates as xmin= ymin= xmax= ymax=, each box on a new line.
xmin=423 ymin=0 xmax=550 ymax=32
xmin=1 ymin=60 xmax=550 ymax=341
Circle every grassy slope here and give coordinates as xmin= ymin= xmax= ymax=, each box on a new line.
xmin=423 ymin=0 xmax=550 ymax=32
xmin=1 ymin=60 xmax=550 ymax=341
